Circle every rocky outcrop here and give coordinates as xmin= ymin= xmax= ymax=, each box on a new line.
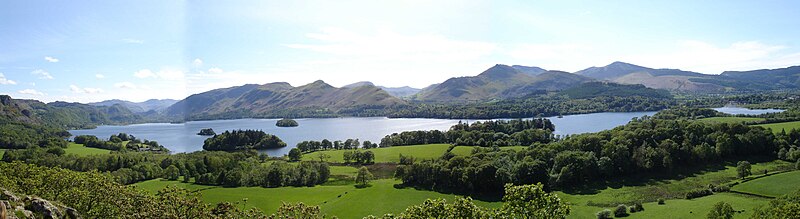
xmin=0 ymin=188 xmax=80 ymax=219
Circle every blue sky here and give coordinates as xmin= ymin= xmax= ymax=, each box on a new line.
xmin=1 ymin=0 xmax=799 ymax=103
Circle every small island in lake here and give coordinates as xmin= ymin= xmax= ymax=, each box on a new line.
xmin=276 ymin=118 xmax=299 ymax=127
xmin=197 ymin=128 xmax=216 ymax=136
xmin=203 ymin=129 xmax=287 ymax=151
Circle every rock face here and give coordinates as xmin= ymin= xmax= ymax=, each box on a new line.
xmin=31 ymin=198 xmax=63 ymax=219
xmin=0 ymin=188 xmax=80 ymax=219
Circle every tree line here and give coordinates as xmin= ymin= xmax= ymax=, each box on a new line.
xmin=295 ymin=138 xmax=378 ymax=153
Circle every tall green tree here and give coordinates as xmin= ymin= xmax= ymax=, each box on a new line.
xmin=736 ymin=161 xmax=752 ymax=179
xmin=707 ymin=201 xmax=734 ymax=219
xmin=288 ymin=148 xmax=302 ymax=162
xmin=355 ymin=166 xmax=373 ymax=187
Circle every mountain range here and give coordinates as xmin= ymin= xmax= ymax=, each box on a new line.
xmin=165 ymin=80 xmax=406 ymax=120
xmin=14 ymin=61 xmax=797 ymax=122
xmin=89 ymin=99 xmax=178 ymax=113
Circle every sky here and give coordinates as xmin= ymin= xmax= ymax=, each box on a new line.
xmin=1 ymin=0 xmax=799 ymax=103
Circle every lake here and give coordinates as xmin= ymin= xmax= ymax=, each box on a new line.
xmin=712 ymin=107 xmax=785 ymax=115
xmin=69 ymin=111 xmax=657 ymax=156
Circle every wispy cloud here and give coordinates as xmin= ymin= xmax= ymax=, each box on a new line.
xmin=95 ymin=74 xmax=106 ymax=79
xmin=133 ymin=68 xmax=184 ymax=80
xmin=44 ymin=56 xmax=59 ymax=63
xmin=0 ymin=73 xmax=17 ymax=85
xmin=69 ymin=85 xmax=103 ymax=94
xmin=122 ymin=38 xmax=144 ymax=44
xmin=18 ymin=89 xmax=44 ymax=96
xmin=114 ymin=82 xmax=138 ymax=89
xmin=31 ymin=69 xmax=54 ymax=79
xmin=193 ymin=58 xmax=203 ymax=67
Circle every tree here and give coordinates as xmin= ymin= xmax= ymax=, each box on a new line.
xmin=288 ymin=148 xmax=302 ymax=162
xmin=355 ymin=166 xmax=373 ymax=187
xmin=707 ymin=201 xmax=734 ymax=219
xmin=165 ymin=165 xmax=180 ymax=180
xmin=499 ymin=183 xmax=571 ymax=218
xmin=736 ymin=161 xmax=752 ymax=179
xmin=317 ymin=153 xmax=331 ymax=162
xmin=596 ymin=209 xmax=612 ymax=219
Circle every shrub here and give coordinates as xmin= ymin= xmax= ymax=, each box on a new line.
xmin=614 ymin=204 xmax=629 ymax=217
xmin=596 ymin=209 xmax=612 ymax=219
xmin=712 ymin=185 xmax=730 ymax=193
xmin=686 ymin=189 xmax=713 ymax=199
xmin=657 ymin=198 xmax=665 ymax=205
xmin=633 ymin=202 xmax=644 ymax=212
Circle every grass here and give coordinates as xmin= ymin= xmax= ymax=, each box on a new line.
xmin=555 ymin=159 xmax=790 ymax=218
xmin=450 ymin=146 xmax=527 ymax=157
xmin=755 ymin=121 xmax=800 ymax=134
xmin=301 ymin=144 xmax=452 ymax=163
xmin=0 ymin=149 xmax=5 ymax=158
xmin=568 ymin=193 xmax=769 ymax=219
xmin=134 ymin=178 xmax=501 ymax=218
xmin=732 ymin=171 xmax=800 ymax=198
xmin=64 ymin=142 xmax=111 ymax=156
xmin=699 ymin=117 xmax=765 ymax=124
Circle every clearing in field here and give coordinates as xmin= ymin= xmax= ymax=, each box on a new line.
xmin=301 ymin=144 xmax=452 ymax=163
xmin=755 ymin=121 xmax=800 ymax=134
xmin=699 ymin=117 xmax=765 ymax=124
xmin=732 ymin=170 xmax=800 ymax=198
xmin=64 ymin=142 xmax=111 ymax=156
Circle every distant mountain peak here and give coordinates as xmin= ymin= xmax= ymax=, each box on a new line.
xmin=343 ymin=81 xmax=376 ymax=88
xmin=511 ymin=65 xmax=548 ymax=76
xmin=478 ymin=64 xmax=519 ymax=79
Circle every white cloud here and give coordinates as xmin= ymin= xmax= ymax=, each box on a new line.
xmin=133 ymin=69 xmax=155 ymax=78
xmin=69 ymin=85 xmax=103 ymax=94
xmin=95 ymin=74 xmax=106 ymax=79
xmin=18 ymin=89 xmax=44 ymax=96
xmin=122 ymin=38 xmax=144 ymax=44
xmin=0 ymin=73 xmax=17 ymax=85
xmin=207 ymin=67 xmax=224 ymax=74
xmin=133 ymin=68 xmax=184 ymax=80
xmin=193 ymin=58 xmax=203 ymax=67
xmin=31 ymin=69 xmax=54 ymax=79
xmin=114 ymin=82 xmax=138 ymax=89
xmin=44 ymin=56 xmax=59 ymax=63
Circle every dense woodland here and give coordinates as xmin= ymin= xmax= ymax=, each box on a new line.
xmin=395 ymin=108 xmax=800 ymax=194
xmin=203 ymin=129 xmax=287 ymax=151
xmin=379 ymin=118 xmax=556 ymax=147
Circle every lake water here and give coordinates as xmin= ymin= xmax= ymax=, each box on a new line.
xmin=712 ymin=107 xmax=785 ymax=115
xmin=69 ymin=111 xmax=656 ymax=156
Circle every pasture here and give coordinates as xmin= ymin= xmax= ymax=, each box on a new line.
xmin=64 ymin=142 xmax=111 ymax=156
xmin=301 ymin=144 xmax=452 ymax=163
xmin=755 ymin=121 xmax=800 ymax=134
xmin=732 ymin=171 xmax=800 ymax=198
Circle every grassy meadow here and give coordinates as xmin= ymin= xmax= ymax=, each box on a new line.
xmin=301 ymin=144 xmax=452 ymax=163
xmin=732 ymin=171 xmax=800 ymax=198
xmin=64 ymin=142 xmax=111 ymax=156
xmin=135 ymin=178 xmax=501 ymax=218
xmin=755 ymin=121 xmax=800 ymax=133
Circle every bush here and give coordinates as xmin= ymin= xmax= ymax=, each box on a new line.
xmin=657 ymin=198 xmax=665 ymax=205
xmin=712 ymin=185 xmax=730 ymax=193
xmin=596 ymin=209 xmax=612 ymax=219
xmin=632 ymin=202 xmax=644 ymax=212
xmin=614 ymin=204 xmax=629 ymax=217
xmin=686 ymin=189 xmax=713 ymax=199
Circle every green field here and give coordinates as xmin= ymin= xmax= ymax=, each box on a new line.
xmin=568 ymin=193 xmax=768 ymax=219
xmin=450 ymin=146 xmax=527 ymax=156
xmin=732 ymin=171 xmax=800 ymax=197
xmin=0 ymin=149 xmax=5 ymax=158
xmin=134 ymin=178 xmax=501 ymax=218
xmin=755 ymin=121 xmax=800 ymax=134
xmin=64 ymin=143 xmax=111 ymax=156
xmin=301 ymin=144 xmax=452 ymax=163
xmin=699 ymin=117 xmax=765 ymax=124
xmin=556 ymin=160 xmax=790 ymax=218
